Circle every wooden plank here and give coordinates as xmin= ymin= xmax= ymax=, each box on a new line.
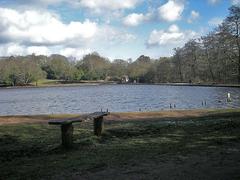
xmin=88 ymin=112 xmax=110 ymax=119
xmin=48 ymin=116 xmax=85 ymax=125
xmin=48 ymin=112 xmax=109 ymax=125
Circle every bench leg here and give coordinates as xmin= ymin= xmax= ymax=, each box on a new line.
xmin=61 ymin=123 xmax=73 ymax=148
xmin=94 ymin=117 xmax=104 ymax=136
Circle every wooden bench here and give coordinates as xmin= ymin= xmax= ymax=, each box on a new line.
xmin=48 ymin=111 xmax=109 ymax=148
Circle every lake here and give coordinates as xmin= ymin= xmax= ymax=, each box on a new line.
xmin=0 ymin=84 xmax=240 ymax=115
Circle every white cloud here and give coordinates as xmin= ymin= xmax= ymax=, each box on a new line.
xmin=0 ymin=7 xmax=137 ymax=58
xmin=168 ymin=24 xmax=180 ymax=33
xmin=75 ymin=0 xmax=139 ymax=11
xmin=27 ymin=46 xmax=51 ymax=55
xmin=208 ymin=17 xmax=223 ymax=26
xmin=123 ymin=12 xmax=153 ymax=26
xmin=39 ymin=0 xmax=63 ymax=3
xmin=14 ymin=0 xmax=140 ymax=11
xmin=123 ymin=13 xmax=145 ymax=26
xmin=122 ymin=1 xmax=185 ymax=26
xmin=0 ymin=43 xmax=93 ymax=59
xmin=187 ymin=10 xmax=200 ymax=23
xmin=147 ymin=24 xmax=197 ymax=47
xmin=22 ymin=0 xmax=142 ymax=12
xmin=232 ymin=0 xmax=240 ymax=5
xmin=31 ymin=0 xmax=64 ymax=5
xmin=0 ymin=8 xmax=97 ymax=47
xmin=97 ymin=25 xmax=136 ymax=44
xmin=158 ymin=0 xmax=184 ymax=22
xmin=7 ymin=0 xmax=64 ymax=8
xmin=6 ymin=44 xmax=25 ymax=56
xmin=0 ymin=43 xmax=50 ymax=56
xmin=207 ymin=0 xmax=239 ymax=5
xmin=60 ymin=48 xmax=92 ymax=59
xmin=208 ymin=0 xmax=221 ymax=5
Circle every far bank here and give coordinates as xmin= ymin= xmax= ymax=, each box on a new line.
xmin=0 ymin=79 xmax=240 ymax=89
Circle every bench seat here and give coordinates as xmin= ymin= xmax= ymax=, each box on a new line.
xmin=48 ymin=111 xmax=109 ymax=148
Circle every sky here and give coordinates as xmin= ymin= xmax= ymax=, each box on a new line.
xmin=0 ymin=0 xmax=239 ymax=60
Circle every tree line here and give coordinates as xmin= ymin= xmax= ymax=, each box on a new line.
xmin=0 ymin=5 xmax=239 ymax=86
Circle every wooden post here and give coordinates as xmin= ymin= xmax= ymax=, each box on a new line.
xmin=61 ymin=123 xmax=73 ymax=148
xmin=94 ymin=117 xmax=104 ymax=136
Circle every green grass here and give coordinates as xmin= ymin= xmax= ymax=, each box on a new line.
xmin=30 ymin=79 xmax=107 ymax=87
xmin=33 ymin=79 xmax=62 ymax=86
xmin=1 ymin=113 xmax=240 ymax=179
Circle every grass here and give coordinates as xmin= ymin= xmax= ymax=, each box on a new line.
xmin=27 ymin=79 xmax=240 ymax=88
xmin=29 ymin=79 xmax=64 ymax=86
xmin=36 ymin=79 xmax=61 ymax=85
xmin=1 ymin=110 xmax=240 ymax=179
xmin=29 ymin=79 xmax=111 ymax=87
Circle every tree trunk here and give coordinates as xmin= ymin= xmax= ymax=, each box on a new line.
xmin=205 ymin=49 xmax=215 ymax=82
xmin=176 ymin=54 xmax=183 ymax=82
xmin=237 ymin=24 xmax=240 ymax=83
xmin=234 ymin=21 xmax=240 ymax=83
xmin=178 ymin=64 xmax=183 ymax=82
xmin=238 ymin=48 xmax=240 ymax=83
xmin=192 ymin=50 xmax=197 ymax=81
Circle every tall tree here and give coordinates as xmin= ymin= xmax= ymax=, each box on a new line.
xmin=77 ymin=52 xmax=110 ymax=80
xmin=173 ymin=48 xmax=183 ymax=82
xmin=202 ymin=33 xmax=218 ymax=82
xmin=224 ymin=5 xmax=240 ymax=83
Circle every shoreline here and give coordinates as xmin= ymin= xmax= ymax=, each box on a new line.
xmin=153 ymin=82 xmax=240 ymax=88
xmin=0 ymin=81 xmax=240 ymax=89
xmin=0 ymin=81 xmax=117 ymax=90
xmin=1 ymin=108 xmax=240 ymax=125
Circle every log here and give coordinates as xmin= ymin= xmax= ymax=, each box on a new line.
xmin=93 ymin=117 xmax=104 ymax=136
xmin=61 ymin=123 xmax=73 ymax=148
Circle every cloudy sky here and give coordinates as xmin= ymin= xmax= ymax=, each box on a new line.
xmin=0 ymin=0 xmax=239 ymax=60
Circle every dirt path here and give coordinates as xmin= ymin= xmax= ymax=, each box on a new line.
xmin=0 ymin=109 xmax=239 ymax=125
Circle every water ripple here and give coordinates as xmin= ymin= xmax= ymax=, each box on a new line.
xmin=0 ymin=85 xmax=240 ymax=115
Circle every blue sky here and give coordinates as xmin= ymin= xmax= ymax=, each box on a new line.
xmin=0 ymin=0 xmax=239 ymax=60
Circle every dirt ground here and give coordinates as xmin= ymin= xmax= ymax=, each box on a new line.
xmin=0 ymin=108 xmax=234 ymax=125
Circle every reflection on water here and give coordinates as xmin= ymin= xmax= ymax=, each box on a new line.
xmin=0 ymin=85 xmax=239 ymax=115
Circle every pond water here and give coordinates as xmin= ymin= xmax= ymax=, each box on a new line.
xmin=0 ymin=84 xmax=240 ymax=115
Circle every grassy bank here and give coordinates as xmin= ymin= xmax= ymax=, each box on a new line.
xmin=33 ymin=79 xmax=115 ymax=87
xmin=1 ymin=109 xmax=240 ymax=179
xmin=0 ymin=79 xmax=115 ymax=89
xmin=1 ymin=79 xmax=240 ymax=89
